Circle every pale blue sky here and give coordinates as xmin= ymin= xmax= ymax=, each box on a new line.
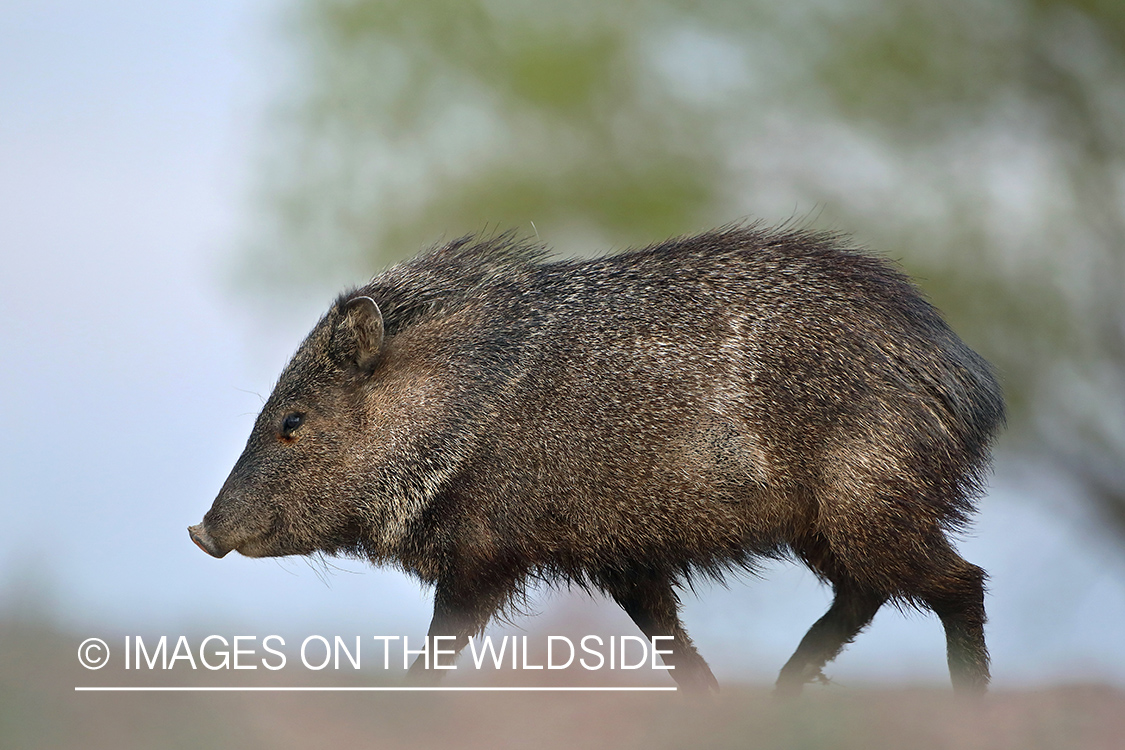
xmin=2 ymin=0 xmax=1123 ymax=687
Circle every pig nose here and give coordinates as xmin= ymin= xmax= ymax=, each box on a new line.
xmin=188 ymin=523 xmax=230 ymax=558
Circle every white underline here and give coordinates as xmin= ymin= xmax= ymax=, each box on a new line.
xmin=75 ymin=686 xmax=677 ymax=692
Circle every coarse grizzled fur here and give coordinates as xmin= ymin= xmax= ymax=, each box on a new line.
xmin=190 ymin=224 xmax=1005 ymax=694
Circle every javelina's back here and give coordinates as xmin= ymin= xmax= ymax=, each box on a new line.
xmin=191 ymin=224 xmax=1004 ymax=695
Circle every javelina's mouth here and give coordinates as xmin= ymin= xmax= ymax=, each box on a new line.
xmin=188 ymin=523 xmax=230 ymax=558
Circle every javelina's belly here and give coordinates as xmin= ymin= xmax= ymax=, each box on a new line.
xmin=483 ymin=421 xmax=804 ymax=568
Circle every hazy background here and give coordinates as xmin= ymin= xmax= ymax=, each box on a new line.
xmin=3 ymin=0 xmax=1125 ymax=705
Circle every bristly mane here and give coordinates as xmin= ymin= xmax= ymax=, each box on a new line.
xmin=336 ymin=232 xmax=549 ymax=337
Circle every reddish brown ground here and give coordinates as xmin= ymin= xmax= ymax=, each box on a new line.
xmin=5 ymin=621 xmax=1122 ymax=750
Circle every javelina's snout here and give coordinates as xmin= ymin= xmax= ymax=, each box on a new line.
xmin=188 ymin=523 xmax=230 ymax=558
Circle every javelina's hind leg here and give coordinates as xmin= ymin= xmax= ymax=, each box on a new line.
xmin=774 ymin=579 xmax=885 ymax=698
xmin=604 ymin=573 xmax=719 ymax=693
xmin=406 ymin=575 xmax=512 ymax=684
xmin=921 ymin=559 xmax=990 ymax=695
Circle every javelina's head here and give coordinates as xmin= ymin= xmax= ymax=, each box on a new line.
xmin=190 ymin=295 xmax=394 ymax=560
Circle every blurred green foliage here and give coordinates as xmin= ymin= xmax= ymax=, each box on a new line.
xmin=245 ymin=0 xmax=1125 ymax=533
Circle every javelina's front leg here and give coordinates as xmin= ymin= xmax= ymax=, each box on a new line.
xmin=605 ymin=573 xmax=720 ymax=693
xmin=406 ymin=576 xmax=511 ymax=684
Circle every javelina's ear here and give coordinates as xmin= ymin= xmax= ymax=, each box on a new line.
xmin=331 ymin=295 xmax=384 ymax=374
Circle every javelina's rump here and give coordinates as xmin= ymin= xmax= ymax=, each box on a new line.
xmin=190 ymin=225 xmax=1004 ymax=694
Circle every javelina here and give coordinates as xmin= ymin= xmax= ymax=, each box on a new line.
xmin=189 ymin=225 xmax=1004 ymax=694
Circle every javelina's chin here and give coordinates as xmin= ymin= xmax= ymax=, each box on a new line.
xmin=188 ymin=524 xmax=231 ymax=559
xmin=231 ymin=538 xmax=272 ymax=558
xmin=230 ymin=532 xmax=308 ymax=559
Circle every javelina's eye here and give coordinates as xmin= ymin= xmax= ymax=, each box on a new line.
xmin=280 ymin=412 xmax=305 ymax=437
